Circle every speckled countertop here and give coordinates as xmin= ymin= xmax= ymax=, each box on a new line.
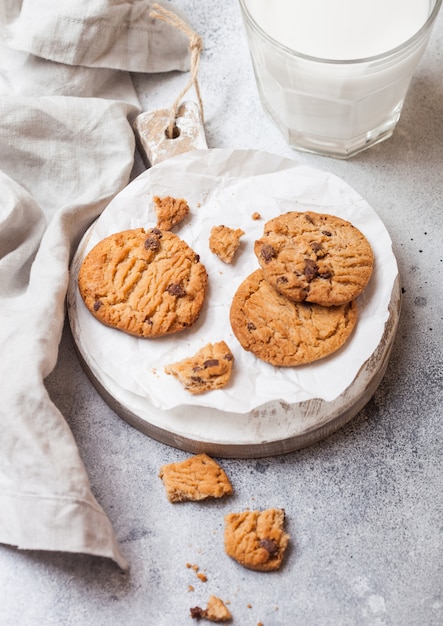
xmin=2 ymin=2 xmax=442 ymax=625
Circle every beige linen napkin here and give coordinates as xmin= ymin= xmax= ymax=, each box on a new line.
xmin=0 ymin=1 xmax=190 ymax=569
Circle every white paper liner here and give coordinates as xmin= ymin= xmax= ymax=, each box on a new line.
xmin=70 ymin=149 xmax=398 ymax=414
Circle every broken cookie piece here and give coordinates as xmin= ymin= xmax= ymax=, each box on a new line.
xmin=190 ymin=595 xmax=232 ymax=622
xmin=159 ymin=453 xmax=233 ymax=503
xmin=153 ymin=195 xmax=190 ymax=231
xmin=209 ymin=225 xmax=245 ymax=264
xmin=224 ymin=508 xmax=289 ymax=571
xmin=164 ymin=341 xmax=234 ymax=394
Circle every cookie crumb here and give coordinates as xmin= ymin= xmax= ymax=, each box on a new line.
xmin=159 ymin=453 xmax=233 ymax=502
xmin=197 ymin=572 xmax=208 ymax=583
xmin=153 ymin=195 xmax=190 ymax=230
xmin=209 ymin=225 xmax=245 ymax=264
xmin=224 ymin=508 xmax=289 ymax=571
xmin=190 ymin=596 xmax=232 ymax=622
xmin=165 ymin=341 xmax=234 ymax=394
xmin=251 ymin=212 xmax=261 ymax=220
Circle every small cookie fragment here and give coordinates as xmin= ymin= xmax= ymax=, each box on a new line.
xmin=224 ymin=508 xmax=289 ymax=572
xmin=159 ymin=453 xmax=233 ymax=503
xmin=209 ymin=225 xmax=245 ymax=264
xmin=153 ymin=195 xmax=190 ymax=230
xmin=251 ymin=212 xmax=261 ymax=220
xmin=164 ymin=341 xmax=234 ymax=394
xmin=230 ymin=269 xmax=357 ymax=366
xmin=78 ymin=227 xmax=207 ymax=338
xmin=190 ymin=595 xmax=232 ymax=622
xmin=254 ymin=210 xmax=374 ymax=306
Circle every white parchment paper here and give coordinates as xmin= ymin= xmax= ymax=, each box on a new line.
xmin=70 ymin=149 xmax=398 ymax=414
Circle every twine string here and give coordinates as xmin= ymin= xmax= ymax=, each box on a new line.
xmin=150 ymin=3 xmax=204 ymax=138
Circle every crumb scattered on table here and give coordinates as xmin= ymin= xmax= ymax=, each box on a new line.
xmin=190 ymin=595 xmax=232 ymax=622
xmin=160 ymin=453 xmax=233 ymax=502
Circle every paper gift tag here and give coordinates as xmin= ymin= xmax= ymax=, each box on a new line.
xmin=133 ymin=100 xmax=207 ymax=167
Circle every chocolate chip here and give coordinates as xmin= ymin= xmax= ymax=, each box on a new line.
xmin=224 ymin=353 xmax=234 ymax=361
xmin=276 ymin=276 xmax=288 ymax=284
xmin=166 ymin=283 xmax=186 ymax=297
xmin=260 ymin=243 xmax=276 ymax=263
xmin=203 ymin=359 xmax=219 ymax=368
xmin=311 ymin=242 xmax=323 ymax=253
xmin=259 ymin=538 xmax=279 ymax=556
xmin=194 ymin=253 xmax=200 ymax=263
xmin=247 ymin=322 xmax=256 ymax=332
xmin=144 ymin=236 xmax=160 ymax=251
xmin=305 ymin=213 xmax=315 ymax=224
xmin=190 ymin=606 xmax=205 ymax=619
xmin=190 ymin=376 xmax=204 ymax=384
xmin=303 ymin=258 xmax=319 ymax=280
xmin=93 ymin=300 xmax=102 ymax=311
xmin=150 ymin=227 xmax=162 ymax=237
xmin=322 ymin=230 xmax=332 ymax=237
xmin=319 ymin=270 xmax=332 ymax=279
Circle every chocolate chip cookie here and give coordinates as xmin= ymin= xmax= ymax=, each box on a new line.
xmin=78 ymin=227 xmax=208 ymax=337
xmin=165 ymin=341 xmax=234 ymax=394
xmin=230 ymin=269 xmax=357 ymax=366
xmin=224 ymin=508 xmax=289 ymax=572
xmin=254 ymin=211 xmax=374 ymax=306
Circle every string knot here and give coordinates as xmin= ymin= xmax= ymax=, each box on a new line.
xmin=150 ymin=3 xmax=204 ymax=139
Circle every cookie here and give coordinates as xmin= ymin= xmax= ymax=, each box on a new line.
xmin=230 ymin=269 xmax=357 ymax=366
xmin=209 ymin=225 xmax=245 ymax=264
xmin=153 ymin=195 xmax=190 ymax=230
xmin=254 ymin=211 xmax=374 ymax=306
xmin=165 ymin=341 xmax=234 ymax=394
xmin=224 ymin=508 xmax=289 ymax=572
xmin=78 ymin=227 xmax=208 ymax=338
xmin=159 ymin=453 xmax=233 ymax=502
xmin=190 ymin=596 xmax=232 ymax=622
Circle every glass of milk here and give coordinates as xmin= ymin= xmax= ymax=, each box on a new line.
xmin=239 ymin=0 xmax=442 ymax=158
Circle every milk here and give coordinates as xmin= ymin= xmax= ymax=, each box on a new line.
xmin=247 ymin=0 xmax=430 ymax=60
xmin=241 ymin=0 xmax=438 ymax=157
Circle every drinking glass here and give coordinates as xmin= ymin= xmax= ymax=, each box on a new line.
xmin=239 ymin=0 xmax=442 ymax=158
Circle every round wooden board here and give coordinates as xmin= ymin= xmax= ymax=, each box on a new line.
xmin=70 ymin=277 xmax=400 ymax=458
xmin=67 ymin=149 xmax=401 ymax=458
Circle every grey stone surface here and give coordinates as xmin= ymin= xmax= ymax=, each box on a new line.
xmin=2 ymin=1 xmax=442 ymax=625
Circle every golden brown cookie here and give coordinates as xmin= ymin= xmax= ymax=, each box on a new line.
xmin=78 ymin=227 xmax=207 ymax=338
xmin=230 ymin=269 xmax=357 ymax=366
xmin=165 ymin=341 xmax=234 ymax=394
xmin=224 ymin=508 xmax=289 ymax=572
xmin=159 ymin=453 xmax=233 ymax=503
xmin=190 ymin=596 xmax=232 ymax=622
xmin=153 ymin=195 xmax=190 ymax=230
xmin=209 ymin=225 xmax=245 ymax=264
xmin=254 ymin=211 xmax=374 ymax=306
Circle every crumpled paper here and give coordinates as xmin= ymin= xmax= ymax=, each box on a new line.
xmin=0 ymin=0 xmax=190 ymax=569
xmin=69 ymin=149 xmax=398 ymax=418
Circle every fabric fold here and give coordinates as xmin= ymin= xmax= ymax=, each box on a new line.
xmin=0 ymin=0 xmax=191 ymax=568
xmin=1 ymin=0 xmax=190 ymax=72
